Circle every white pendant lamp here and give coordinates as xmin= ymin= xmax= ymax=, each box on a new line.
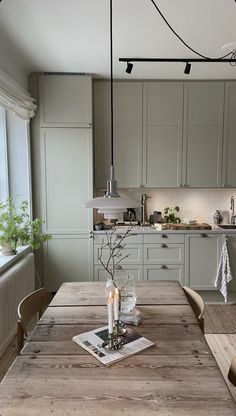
xmin=84 ymin=0 xmax=140 ymax=220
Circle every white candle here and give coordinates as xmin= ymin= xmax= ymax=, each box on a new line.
xmin=114 ymin=288 xmax=120 ymax=321
xmin=108 ymin=291 xmax=114 ymax=334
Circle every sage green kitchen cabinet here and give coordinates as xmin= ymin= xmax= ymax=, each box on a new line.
xmin=94 ymin=265 xmax=143 ymax=282
xmin=30 ymin=74 xmax=93 ymax=291
xmin=222 ymin=82 xmax=236 ymax=187
xmin=93 ymin=232 xmax=143 ymax=282
xmin=143 ymin=232 xmax=184 ymax=284
xmin=185 ymin=233 xmax=222 ymax=290
xmin=44 ymin=235 xmax=93 ymax=292
xmin=182 ymin=82 xmax=224 ymax=187
xmin=39 ymin=74 xmax=92 ymax=127
xmin=40 ymin=127 xmax=93 ymax=234
xmin=142 ymin=82 xmax=183 ymax=187
xmin=94 ymin=81 xmax=143 ymax=188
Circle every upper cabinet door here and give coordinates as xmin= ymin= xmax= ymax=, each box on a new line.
xmin=40 ymin=127 xmax=93 ymax=234
xmin=94 ymin=81 xmax=143 ymax=188
xmin=39 ymin=75 xmax=92 ymax=127
xmin=143 ymin=82 xmax=183 ymax=187
xmin=222 ymin=82 xmax=236 ymax=187
xmin=182 ymin=82 xmax=224 ymax=187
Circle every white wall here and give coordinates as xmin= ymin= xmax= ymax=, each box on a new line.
xmin=0 ymin=28 xmax=29 ymax=88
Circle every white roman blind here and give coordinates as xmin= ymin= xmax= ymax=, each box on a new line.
xmin=0 ymin=68 xmax=36 ymax=120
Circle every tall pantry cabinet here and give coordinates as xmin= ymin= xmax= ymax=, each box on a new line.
xmin=29 ymin=74 xmax=93 ymax=291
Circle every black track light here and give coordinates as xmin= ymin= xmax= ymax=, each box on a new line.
xmin=126 ymin=62 xmax=133 ymax=74
xmin=184 ymin=62 xmax=191 ymax=74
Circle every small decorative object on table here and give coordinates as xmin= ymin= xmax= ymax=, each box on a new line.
xmin=98 ymin=226 xmax=139 ymax=337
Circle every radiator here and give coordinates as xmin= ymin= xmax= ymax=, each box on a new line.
xmin=0 ymin=253 xmax=35 ymax=356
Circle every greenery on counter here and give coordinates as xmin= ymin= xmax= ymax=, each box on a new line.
xmin=0 ymin=198 xmax=52 ymax=255
xmin=162 ymin=206 xmax=181 ymax=224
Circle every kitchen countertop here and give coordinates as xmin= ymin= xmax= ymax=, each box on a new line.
xmin=93 ymin=225 xmax=236 ymax=234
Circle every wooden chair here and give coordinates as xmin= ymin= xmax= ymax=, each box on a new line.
xmin=228 ymin=357 xmax=236 ymax=386
xmin=183 ymin=286 xmax=205 ymax=332
xmin=17 ymin=287 xmax=51 ymax=354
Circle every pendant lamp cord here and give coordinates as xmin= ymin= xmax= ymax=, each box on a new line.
xmin=110 ymin=0 xmax=114 ymax=167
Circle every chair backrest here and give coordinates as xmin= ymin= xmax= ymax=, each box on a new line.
xmin=17 ymin=287 xmax=51 ymax=353
xmin=183 ymin=286 xmax=205 ymax=331
xmin=228 ymin=357 xmax=236 ymax=386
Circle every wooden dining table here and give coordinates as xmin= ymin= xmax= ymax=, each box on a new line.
xmin=0 ymin=280 xmax=236 ymax=415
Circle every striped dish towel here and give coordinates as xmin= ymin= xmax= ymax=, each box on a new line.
xmin=214 ymin=239 xmax=233 ymax=303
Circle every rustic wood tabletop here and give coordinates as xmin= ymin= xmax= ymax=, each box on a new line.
xmin=0 ymin=281 xmax=235 ymax=415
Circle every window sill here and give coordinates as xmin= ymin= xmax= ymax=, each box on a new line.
xmin=0 ymin=246 xmax=32 ymax=275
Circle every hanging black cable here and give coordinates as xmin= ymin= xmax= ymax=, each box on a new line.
xmin=149 ymin=0 xmax=232 ymax=60
xmin=110 ymin=0 xmax=114 ymax=167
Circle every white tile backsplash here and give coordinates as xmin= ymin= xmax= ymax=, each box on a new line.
xmin=95 ymin=188 xmax=236 ymax=224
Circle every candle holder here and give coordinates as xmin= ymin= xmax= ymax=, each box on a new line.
xmin=102 ymin=332 xmax=124 ymax=350
xmin=113 ymin=319 xmax=127 ymax=335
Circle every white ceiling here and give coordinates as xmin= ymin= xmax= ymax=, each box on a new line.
xmin=0 ymin=0 xmax=236 ymax=80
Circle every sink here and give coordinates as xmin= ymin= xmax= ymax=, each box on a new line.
xmin=218 ymin=225 xmax=236 ymax=230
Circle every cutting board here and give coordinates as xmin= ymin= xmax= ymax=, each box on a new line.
xmin=163 ymin=223 xmax=212 ymax=230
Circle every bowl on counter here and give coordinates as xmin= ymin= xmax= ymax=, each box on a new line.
xmin=182 ymin=218 xmax=197 ymax=225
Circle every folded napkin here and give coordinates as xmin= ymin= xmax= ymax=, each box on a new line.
xmin=214 ymin=239 xmax=233 ymax=303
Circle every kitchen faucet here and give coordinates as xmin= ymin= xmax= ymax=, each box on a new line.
xmin=230 ymin=196 xmax=236 ymax=224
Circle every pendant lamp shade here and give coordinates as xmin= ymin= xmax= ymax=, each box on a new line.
xmin=84 ymin=0 xmax=140 ymax=220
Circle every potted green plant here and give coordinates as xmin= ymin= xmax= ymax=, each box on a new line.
xmin=162 ymin=206 xmax=181 ymax=226
xmin=0 ymin=198 xmax=52 ymax=255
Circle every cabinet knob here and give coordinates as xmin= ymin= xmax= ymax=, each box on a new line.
xmin=88 ymin=122 xmax=92 ymax=127
xmin=90 ymin=231 xmax=94 ymax=239
xmin=200 ymin=233 xmax=208 ymax=238
xmin=115 ymin=265 xmax=122 ymax=270
xmin=160 ymin=243 xmax=168 ymax=248
xmin=160 ymin=265 xmax=168 ymax=269
xmin=160 ymin=234 xmax=168 ymax=238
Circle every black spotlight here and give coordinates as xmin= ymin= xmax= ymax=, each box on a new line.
xmin=184 ymin=62 xmax=191 ymax=74
xmin=126 ymin=62 xmax=133 ymax=74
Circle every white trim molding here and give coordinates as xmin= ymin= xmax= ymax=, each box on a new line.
xmin=0 ymin=67 xmax=36 ymax=120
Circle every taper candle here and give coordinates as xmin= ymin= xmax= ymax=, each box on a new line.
xmin=108 ymin=291 xmax=114 ymax=334
xmin=114 ymin=287 xmax=119 ymax=321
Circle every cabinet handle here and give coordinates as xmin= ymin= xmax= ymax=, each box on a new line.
xmin=116 ymin=234 xmax=122 ymax=239
xmin=88 ymin=122 xmax=92 ymax=127
xmin=160 ymin=265 xmax=168 ymax=269
xmin=177 ymin=184 xmax=182 ymax=187
xmin=115 ymin=265 xmax=122 ymax=270
xmin=200 ymin=233 xmax=208 ymax=238
xmin=161 ymin=234 xmax=168 ymax=238
xmin=223 ymin=183 xmax=230 ymax=187
xmin=160 ymin=243 xmax=168 ymax=248
xmin=90 ymin=231 xmax=94 ymax=239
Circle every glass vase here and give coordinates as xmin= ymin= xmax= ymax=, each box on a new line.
xmin=105 ymin=274 xmax=137 ymax=314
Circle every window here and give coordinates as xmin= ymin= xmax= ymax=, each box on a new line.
xmin=0 ymin=105 xmax=32 ymax=214
xmin=0 ymin=107 xmax=8 ymax=202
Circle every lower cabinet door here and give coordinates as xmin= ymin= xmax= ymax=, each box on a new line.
xmin=185 ymin=234 xmax=222 ymax=290
xmin=144 ymin=265 xmax=184 ymax=284
xmin=94 ymin=265 xmax=143 ymax=282
xmin=44 ymin=235 xmax=93 ymax=292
